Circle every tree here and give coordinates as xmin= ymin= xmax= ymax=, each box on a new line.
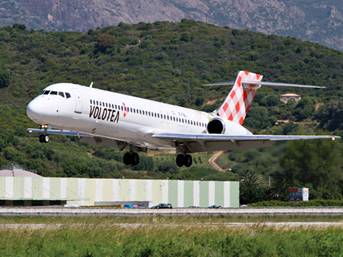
xmin=260 ymin=94 xmax=279 ymax=107
xmin=240 ymin=171 xmax=267 ymax=204
xmin=316 ymin=101 xmax=343 ymax=131
xmin=274 ymin=141 xmax=343 ymax=199
xmin=94 ymin=34 xmax=116 ymax=53
xmin=245 ymin=106 xmax=277 ymax=129
xmin=293 ymin=97 xmax=314 ymax=121
xmin=12 ymin=24 xmax=26 ymax=30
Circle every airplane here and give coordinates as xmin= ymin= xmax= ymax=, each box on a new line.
xmin=26 ymin=70 xmax=339 ymax=167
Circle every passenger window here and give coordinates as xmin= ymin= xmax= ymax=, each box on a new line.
xmin=50 ymin=91 xmax=57 ymax=95
xmin=59 ymin=92 xmax=65 ymax=98
xmin=66 ymin=93 xmax=71 ymax=98
xmin=43 ymin=90 xmax=50 ymax=95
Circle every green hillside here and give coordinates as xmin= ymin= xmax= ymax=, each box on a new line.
xmin=0 ymin=20 xmax=342 ymax=201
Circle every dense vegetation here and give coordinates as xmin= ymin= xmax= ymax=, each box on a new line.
xmin=0 ymin=20 xmax=342 ymax=202
xmin=1 ymin=225 xmax=343 ymax=257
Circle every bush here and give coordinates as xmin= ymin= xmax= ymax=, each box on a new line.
xmin=0 ymin=71 xmax=10 ymax=88
xmin=251 ymin=199 xmax=343 ymax=207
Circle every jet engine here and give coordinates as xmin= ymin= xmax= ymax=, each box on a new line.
xmin=207 ymin=118 xmax=226 ymax=134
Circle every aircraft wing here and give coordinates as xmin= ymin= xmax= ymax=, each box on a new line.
xmin=27 ymin=128 xmax=150 ymax=150
xmin=27 ymin=128 xmax=91 ymax=137
xmin=152 ymin=133 xmax=340 ymax=152
xmin=153 ymin=133 xmax=339 ymax=141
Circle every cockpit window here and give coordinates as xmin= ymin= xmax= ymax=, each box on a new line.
xmin=43 ymin=90 xmax=50 ymax=95
xmin=50 ymin=91 xmax=57 ymax=95
xmin=65 ymin=92 xmax=71 ymax=98
xmin=58 ymin=92 xmax=65 ymax=98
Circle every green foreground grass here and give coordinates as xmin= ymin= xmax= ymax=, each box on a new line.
xmin=1 ymin=215 xmax=343 ymax=224
xmin=1 ymin=224 xmax=343 ymax=257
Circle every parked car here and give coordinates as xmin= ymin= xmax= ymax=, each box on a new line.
xmin=208 ymin=205 xmax=221 ymax=209
xmin=151 ymin=203 xmax=172 ymax=209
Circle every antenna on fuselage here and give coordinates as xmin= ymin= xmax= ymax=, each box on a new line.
xmin=90 ymin=82 xmax=94 ymax=88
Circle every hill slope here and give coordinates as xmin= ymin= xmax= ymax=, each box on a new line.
xmin=0 ymin=0 xmax=342 ymax=51
xmin=0 ymin=21 xmax=342 ymax=183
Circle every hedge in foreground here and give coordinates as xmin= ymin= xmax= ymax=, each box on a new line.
xmin=251 ymin=199 xmax=343 ymax=207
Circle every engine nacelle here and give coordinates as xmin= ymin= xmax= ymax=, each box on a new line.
xmin=207 ymin=118 xmax=226 ymax=134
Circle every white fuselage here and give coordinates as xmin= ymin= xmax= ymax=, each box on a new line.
xmin=26 ymin=83 xmax=252 ymax=150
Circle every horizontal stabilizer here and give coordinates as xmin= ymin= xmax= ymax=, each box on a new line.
xmin=204 ymin=81 xmax=325 ymax=89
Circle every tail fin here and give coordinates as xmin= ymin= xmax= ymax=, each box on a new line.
xmin=218 ymin=71 xmax=263 ymax=125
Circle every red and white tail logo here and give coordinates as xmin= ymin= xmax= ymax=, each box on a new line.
xmin=218 ymin=71 xmax=263 ymax=125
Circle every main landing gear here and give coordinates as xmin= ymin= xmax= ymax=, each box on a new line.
xmin=176 ymin=154 xmax=192 ymax=167
xmin=39 ymin=134 xmax=49 ymax=143
xmin=123 ymin=152 xmax=140 ymax=166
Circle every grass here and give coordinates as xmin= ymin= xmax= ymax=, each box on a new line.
xmin=1 ymin=215 xmax=343 ymax=225
xmin=1 ymin=216 xmax=343 ymax=256
xmin=1 ymin=225 xmax=343 ymax=256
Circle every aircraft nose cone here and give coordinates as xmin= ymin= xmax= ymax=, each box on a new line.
xmin=26 ymin=99 xmax=44 ymax=123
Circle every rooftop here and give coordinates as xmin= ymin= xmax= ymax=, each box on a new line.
xmin=0 ymin=168 xmax=41 ymax=177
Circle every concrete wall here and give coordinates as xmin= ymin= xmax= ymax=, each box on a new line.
xmin=0 ymin=177 xmax=239 ymax=208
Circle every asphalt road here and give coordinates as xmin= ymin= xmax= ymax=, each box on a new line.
xmin=0 ymin=222 xmax=343 ymax=230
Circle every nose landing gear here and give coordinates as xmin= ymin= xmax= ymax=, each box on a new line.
xmin=39 ymin=134 xmax=49 ymax=143
xmin=38 ymin=125 xmax=49 ymax=143
xmin=123 ymin=152 xmax=140 ymax=166
xmin=176 ymin=154 xmax=192 ymax=167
